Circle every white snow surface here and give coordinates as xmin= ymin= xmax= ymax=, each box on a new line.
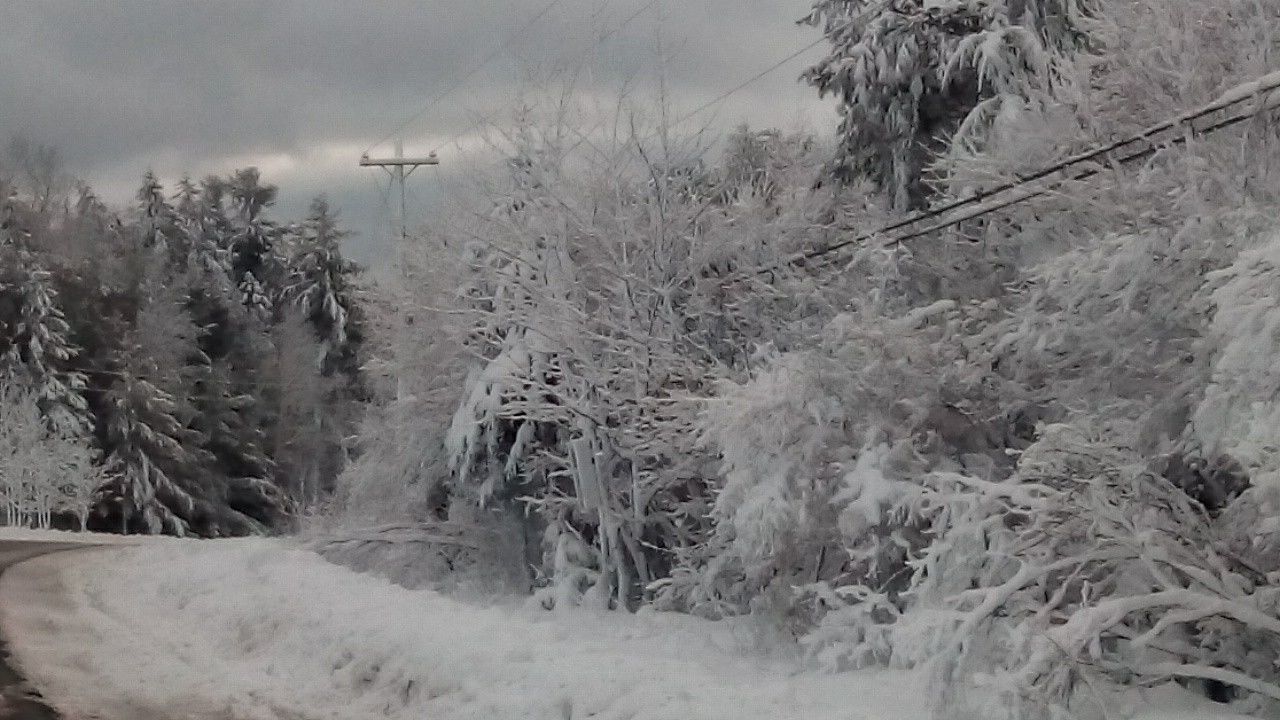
xmin=0 ymin=536 xmax=1254 ymax=720
xmin=0 ymin=537 xmax=925 ymax=720
xmin=0 ymin=526 xmax=153 ymax=545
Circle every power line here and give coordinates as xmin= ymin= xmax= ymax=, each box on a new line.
xmin=428 ymin=0 xmax=664 ymax=157
xmin=743 ymin=68 xmax=1280 ymax=279
xmin=567 ymin=1 xmax=889 ymax=157
xmin=660 ymin=1 xmax=892 ymax=131
xmin=424 ymin=0 xmax=881 ymax=164
xmin=671 ymin=33 xmax=828 ymax=127
xmin=365 ymin=0 xmax=570 ymax=154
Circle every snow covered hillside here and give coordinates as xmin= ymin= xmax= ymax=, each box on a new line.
xmin=0 ymin=539 xmax=927 ymax=720
xmin=0 ymin=539 xmax=1253 ymax=720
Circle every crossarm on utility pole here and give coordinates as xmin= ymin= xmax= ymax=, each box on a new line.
xmin=359 ymin=143 xmax=440 ymax=243
xmin=358 ymin=156 xmax=440 ymax=167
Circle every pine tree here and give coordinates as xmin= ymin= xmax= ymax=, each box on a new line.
xmin=94 ymin=340 xmax=205 ymax=535
xmin=176 ymin=176 xmax=249 ymax=362
xmin=239 ymin=271 xmax=273 ymax=323
xmin=188 ymin=359 xmax=273 ymax=485
xmin=174 ymin=174 xmax=288 ymax=526
xmin=226 ymin=168 xmax=281 ymax=311
xmin=0 ymin=191 xmax=31 ymax=250
xmin=801 ymin=0 xmax=1093 ymax=208
xmin=136 ymin=171 xmax=184 ymax=257
xmin=0 ymin=209 xmax=90 ymax=436
xmin=284 ymin=196 xmax=364 ymax=377
xmin=184 ymin=176 xmax=236 ymax=287
xmin=95 ymin=327 xmax=286 ymax=537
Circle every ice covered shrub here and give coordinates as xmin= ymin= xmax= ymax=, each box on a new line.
xmin=664 ymin=293 xmax=1009 ymax=626
xmin=798 ymin=416 xmax=1280 ymax=719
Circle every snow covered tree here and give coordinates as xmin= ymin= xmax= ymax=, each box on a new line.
xmin=181 ymin=176 xmax=237 ymax=289
xmin=331 ymin=224 xmax=474 ymax=529
xmin=185 ymin=352 xmax=289 ymax=532
xmin=238 ymin=271 xmax=273 ymax=323
xmin=266 ymin=307 xmax=338 ymax=510
xmin=0 ymin=381 xmax=46 ymax=526
xmin=226 ymin=168 xmax=281 ymax=312
xmin=93 ymin=322 xmax=285 ymax=537
xmin=93 ymin=334 xmax=206 ymax=535
xmin=57 ymin=439 xmax=106 ymax=532
xmin=429 ymin=90 xmax=844 ymax=608
xmin=284 ymin=196 xmax=364 ymax=378
xmin=136 ymin=171 xmax=188 ymax=269
xmin=0 ymin=244 xmax=91 ymax=436
xmin=801 ymin=0 xmax=1094 ymax=208
xmin=0 ymin=381 xmax=101 ymax=529
xmin=4 ymin=139 xmax=70 ymax=221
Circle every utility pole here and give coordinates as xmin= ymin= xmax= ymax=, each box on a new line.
xmin=359 ymin=142 xmax=439 ymax=403
xmin=359 ymin=141 xmax=439 ymax=243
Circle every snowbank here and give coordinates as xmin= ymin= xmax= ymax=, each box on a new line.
xmin=0 ymin=538 xmax=1251 ymax=720
xmin=0 ymin=538 xmax=925 ymax=720
xmin=0 ymin=526 xmax=156 ymax=545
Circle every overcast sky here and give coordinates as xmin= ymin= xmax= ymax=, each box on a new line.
xmin=1 ymin=1 xmax=835 ymax=270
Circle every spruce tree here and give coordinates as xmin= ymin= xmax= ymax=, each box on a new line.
xmin=174 ymin=174 xmax=288 ymax=526
xmin=95 ymin=339 xmax=205 ymax=535
xmin=801 ymin=0 xmax=1094 ymax=208
xmin=284 ymin=196 xmax=364 ymax=377
xmin=227 ymin=168 xmax=281 ymax=312
xmin=188 ymin=359 xmax=273 ymax=487
xmin=0 ymin=205 xmax=90 ymax=436
xmin=185 ymin=176 xmax=236 ymax=288
xmin=137 ymin=172 xmax=182 ymax=255
xmin=0 ymin=260 xmax=91 ymax=436
xmin=239 ymin=271 xmax=273 ymax=323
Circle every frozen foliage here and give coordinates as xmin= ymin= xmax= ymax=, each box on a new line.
xmin=0 ymin=383 xmax=103 ymax=530
xmin=1195 ymin=232 xmax=1280 ymax=496
xmin=320 ymin=0 xmax=1280 ymax=715
xmin=0 ymin=157 xmax=364 ymax=536
xmin=0 ymin=246 xmax=90 ymax=436
xmin=802 ymin=0 xmax=1095 ymax=207
xmin=284 ymin=196 xmax=363 ymax=377
xmin=431 ymin=109 xmax=843 ymax=610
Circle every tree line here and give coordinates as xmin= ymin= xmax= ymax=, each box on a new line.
xmin=0 ymin=155 xmax=364 ymax=536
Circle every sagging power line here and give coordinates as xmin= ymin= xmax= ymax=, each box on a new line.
xmin=426 ymin=0 xmax=665 ymax=158
xmin=732 ymin=68 xmax=1280 ymax=281
xmin=364 ymin=0 xmax=569 ymax=155
xmin=672 ymin=1 xmax=892 ymax=128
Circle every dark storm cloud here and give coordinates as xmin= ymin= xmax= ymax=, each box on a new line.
xmin=0 ymin=0 xmax=832 ymax=268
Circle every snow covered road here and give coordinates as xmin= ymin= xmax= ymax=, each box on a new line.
xmin=0 ymin=537 xmax=926 ymax=720
xmin=0 ymin=539 xmax=105 ymax=720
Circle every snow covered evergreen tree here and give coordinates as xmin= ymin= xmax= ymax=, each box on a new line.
xmin=0 ymin=221 xmax=90 ymax=436
xmin=93 ymin=339 xmax=206 ymax=535
xmin=94 ymin=316 xmax=286 ymax=537
xmin=284 ymin=196 xmax=364 ymax=378
xmin=801 ymin=0 xmax=1094 ymax=207
xmin=136 ymin=171 xmax=189 ymax=270
xmin=227 ymin=168 xmax=281 ymax=314
xmin=238 ymin=271 xmax=273 ymax=323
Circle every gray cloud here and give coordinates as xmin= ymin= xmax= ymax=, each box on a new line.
xmin=0 ymin=0 xmax=834 ymax=269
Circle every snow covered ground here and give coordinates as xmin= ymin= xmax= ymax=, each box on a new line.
xmin=0 ymin=536 xmax=1254 ymax=720
xmin=0 ymin=537 xmax=926 ymax=720
xmin=0 ymin=526 xmax=154 ymax=545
